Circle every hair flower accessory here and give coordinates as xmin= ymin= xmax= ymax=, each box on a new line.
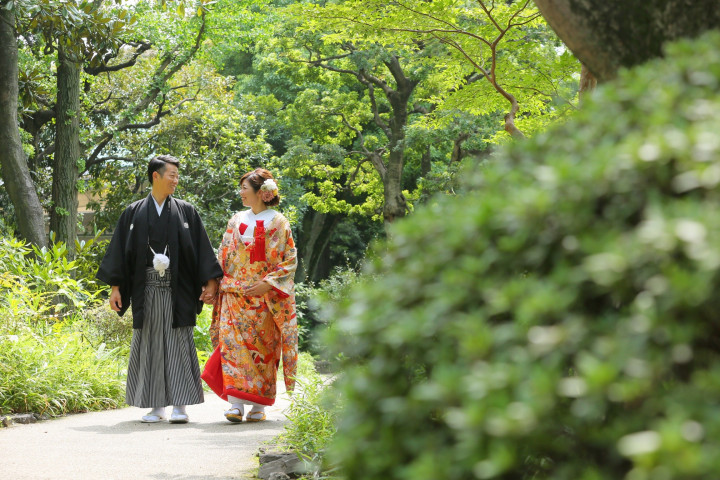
xmin=259 ymin=178 xmax=278 ymax=202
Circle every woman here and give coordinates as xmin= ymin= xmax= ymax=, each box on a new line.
xmin=202 ymin=168 xmax=298 ymax=422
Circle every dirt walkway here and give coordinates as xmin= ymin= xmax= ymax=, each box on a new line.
xmin=0 ymin=389 xmax=290 ymax=480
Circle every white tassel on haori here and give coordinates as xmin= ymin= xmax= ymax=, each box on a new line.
xmin=150 ymin=245 xmax=170 ymax=277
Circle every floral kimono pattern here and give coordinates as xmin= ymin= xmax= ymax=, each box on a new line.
xmin=208 ymin=209 xmax=298 ymax=405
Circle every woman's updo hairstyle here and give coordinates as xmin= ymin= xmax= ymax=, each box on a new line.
xmin=240 ymin=168 xmax=280 ymax=207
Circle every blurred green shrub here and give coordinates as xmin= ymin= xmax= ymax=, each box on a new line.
xmin=325 ymin=31 xmax=720 ymax=479
xmin=296 ymin=267 xmax=364 ymax=356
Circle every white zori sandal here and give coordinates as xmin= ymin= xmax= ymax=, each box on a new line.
xmin=169 ymin=412 xmax=189 ymax=424
xmin=141 ymin=413 xmax=166 ymax=423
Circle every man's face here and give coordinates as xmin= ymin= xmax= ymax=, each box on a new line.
xmin=154 ymin=164 xmax=179 ymax=196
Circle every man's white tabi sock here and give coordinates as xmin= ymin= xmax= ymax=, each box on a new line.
xmin=150 ymin=407 xmax=165 ymax=417
xmin=172 ymin=405 xmax=187 ymax=415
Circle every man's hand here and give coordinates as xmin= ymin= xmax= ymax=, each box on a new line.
xmin=244 ymin=281 xmax=272 ymax=297
xmin=200 ymin=278 xmax=219 ymax=304
xmin=109 ymin=286 xmax=122 ymax=312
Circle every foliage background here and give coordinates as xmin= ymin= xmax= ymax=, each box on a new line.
xmin=323 ymin=30 xmax=720 ymax=480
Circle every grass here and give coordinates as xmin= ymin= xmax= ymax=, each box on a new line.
xmin=0 ymin=234 xmax=127 ymax=418
xmin=0 ymin=330 xmax=126 ymax=416
xmin=275 ymin=353 xmax=338 ymax=479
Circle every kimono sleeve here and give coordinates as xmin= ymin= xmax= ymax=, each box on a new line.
xmin=95 ymin=207 xmax=133 ymax=316
xmin=96 ymin=207 xmax=131 ymax=287
xmin=262 ymin=217 xmax=297 ymax=298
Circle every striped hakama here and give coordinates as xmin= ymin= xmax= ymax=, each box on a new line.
xmin=125 ymin=268 xmax=204 ymax=408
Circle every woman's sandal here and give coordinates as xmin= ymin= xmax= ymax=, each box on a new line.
xmin=224 ymin=407 xmax=244 ymax=423
xmin=245 ymin=411 xmax=267 ymax=422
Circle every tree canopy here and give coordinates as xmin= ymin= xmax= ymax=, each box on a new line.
xmin=1 ymin=0 xmax=579 ymax=278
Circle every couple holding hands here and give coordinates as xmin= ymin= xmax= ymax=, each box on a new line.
xmin=97 ymin=156 xmax=297 ymax=424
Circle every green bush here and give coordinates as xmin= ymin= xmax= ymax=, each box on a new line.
xmin=194 ymin=304 xmax=214 ymax=368
xmin=0 ymin=234 xmax=127 ymax=417
xmin=279 ymin=352 xmax=338 ymax=474
xmin=325 ymin=31 xmax=720 ymax=480
xmin=73 ymin=231 xmax=111 ymax=296
xmin=296 ymin=267 xmax=364 ymax=356
xmin=0 ymin=236 xmax=104 ymax=319
xmin=0 ymin=330 xmax=125 ymax=416
xmin=294 ymin=281 xmax=315 ymax=351
xmin=69 ymin=305 xmax=133 ymax=358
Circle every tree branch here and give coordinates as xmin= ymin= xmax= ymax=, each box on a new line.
xmin=84 ymin=41 xmax=152 ymax=75
xmin=368 ymin=150 xmax=387 ymax=182
xmin=84 ymin=12 xmax=208 ymax=171
xmin=118 ymin=94 xmax=168 ymax=131
xmin=392 ymin=0 xmax=462 ymax=31
xmin=331 ymin=111 xmax=369 ymax=155
xmin=21 ymin=108 xmax=56 ymax=136
xmin=347 ymin=156 xmax=371 ymax=186
xmin=365 ymin=84 xmax=391 ymax=138
xmin=300 ymin=56 xmax=360 ymax=77
xmin=383 ymin=55 xmax=414 ymax=92
xmin=95 ymin=155 xmax=135 ymax=163
xmin=428 ymin=31 xmax=524 ymax=138
xmin=505 ymin=0 xmax=540 ymax=29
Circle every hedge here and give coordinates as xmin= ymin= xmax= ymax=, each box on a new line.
xmin=324 ymin=30 xmax=720 ymax=480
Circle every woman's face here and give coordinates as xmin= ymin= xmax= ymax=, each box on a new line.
xmin=240 ymin=179 xmax=261 ymax=208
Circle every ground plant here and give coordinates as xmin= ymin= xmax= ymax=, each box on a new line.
xmin=194 ymin=305 xmax=214 ymax=368
xmin=0 ymin=330 xmax=125 ymax=416
xmin=324 ymin=31 xmax=720 ymax=479
xmin=0 ymin=235 xmax=126 ymax=417
xmin=279 ymin=352 xmax=338 ymax=477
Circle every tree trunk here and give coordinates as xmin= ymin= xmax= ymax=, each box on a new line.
xmin=51 ymin=44 xmax=81 ymax=256
xmin=297 ymin=210 xmax=340 ymax=282
xmin=421 ymin=145 xmax=432 ymax=177
xmin=578 ymin=62 xmax=597 ymax=102
xmin=451 ymin=133 xmax=470 ymax=163
xmin=0 ymin=6 xmax=47 ymax=247
xmin=381 ymin=70 xmax=416 ymax=228
xmin=382 ymin=137 xmax=409 ymax=228
xmin=534 ymin=0 xmax=720 ymax=82
xmin=382 ymin=153 xmax=407 ymax=228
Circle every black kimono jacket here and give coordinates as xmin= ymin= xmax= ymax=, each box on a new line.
xmin=96 ymin=194 xmax=223 ymax=329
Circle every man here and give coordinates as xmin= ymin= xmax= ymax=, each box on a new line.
xmin=97 ymin=155 xmax=222 ymax=423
